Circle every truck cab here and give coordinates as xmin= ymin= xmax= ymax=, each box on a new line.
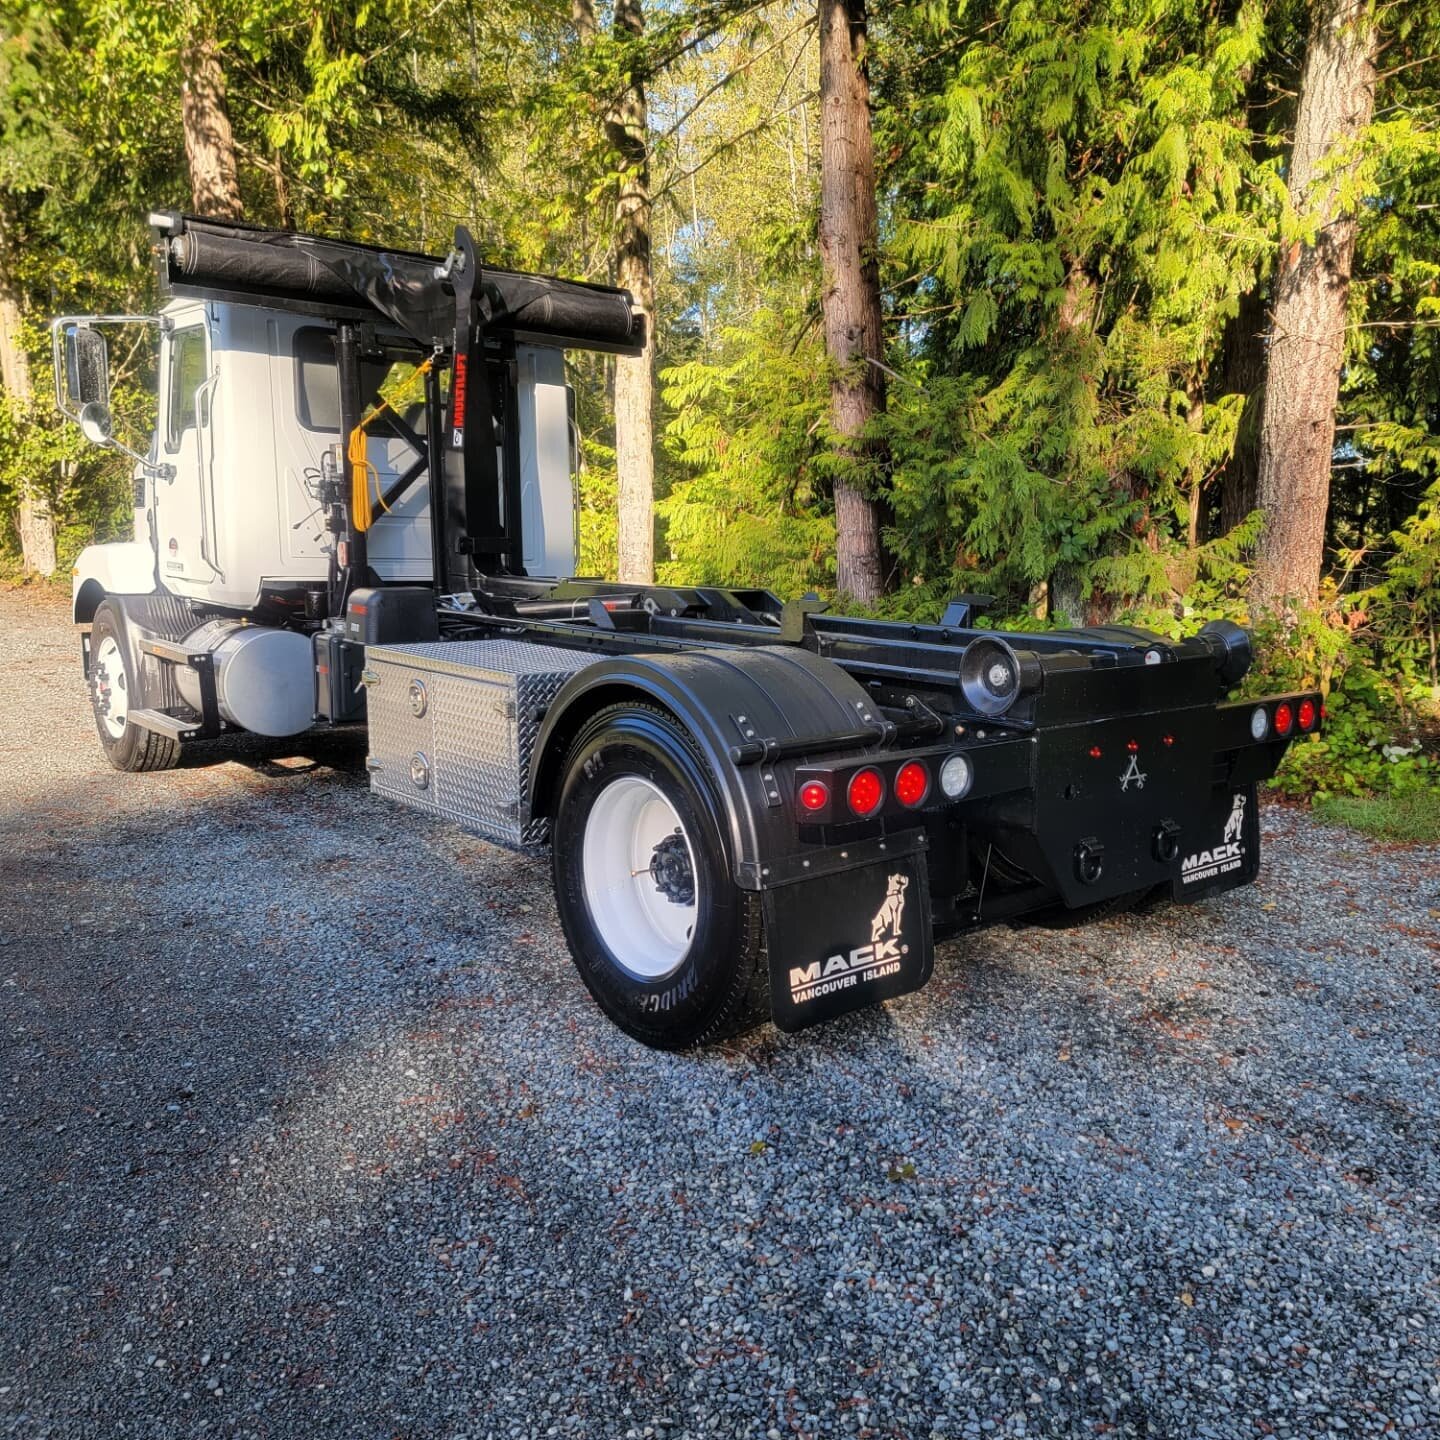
xmin=66 ymin=300 xmax=578 ymax=623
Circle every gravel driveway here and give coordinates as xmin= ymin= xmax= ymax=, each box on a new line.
xmin=2 ymin=584 xmax=1438 ymax=1440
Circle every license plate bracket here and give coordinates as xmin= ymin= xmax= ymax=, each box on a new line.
xmin=763 ymin=850 xmax=933 ymax=1033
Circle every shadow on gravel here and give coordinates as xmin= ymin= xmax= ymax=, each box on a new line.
xmin=173 ymin=725 xmax=371 ymax=778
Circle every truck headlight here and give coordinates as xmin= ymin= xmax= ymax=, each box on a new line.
xmin=939 ymin=753 xmax=973 ymax=799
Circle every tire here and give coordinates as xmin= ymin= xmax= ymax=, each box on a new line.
xmin=87 ymin=600 xmax=180 ymax=773
xmin=550 ymin=702 xmax=766 ymax=1049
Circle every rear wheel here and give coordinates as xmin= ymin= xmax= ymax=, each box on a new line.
xmin=88 ymin=601 xmax=179 ymax=773
xmin=551 ymin=702 xmax=765 ymax=1049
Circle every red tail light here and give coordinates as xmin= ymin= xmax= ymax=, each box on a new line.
xmin=1298 ymin=698 xmax=1317 ymax=732
xmin=847 ymin=768 xmax=884 ymax=817
xmin=895 ymin=761 xmax=929 ymax=807
xmin=798 ymin=780 xmax=830 ymax=813
xmin=1273 ymin=702 xmax=1294 ymax=737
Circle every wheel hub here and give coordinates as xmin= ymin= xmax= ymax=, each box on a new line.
xmin=648 ymin=831 xmax=695 ymax=906
xmin=93 ymin=635 xmax=129 ymax=738
xmin=580 ymin=775 xmax=701 ymax=981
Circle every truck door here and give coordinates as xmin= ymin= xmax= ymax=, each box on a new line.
xmin=153 ymin=320 xmax=218 ymax=584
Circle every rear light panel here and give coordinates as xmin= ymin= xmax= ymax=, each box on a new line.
xmin=1267 ymin=694 xmax=1323 ymax=740
xmin=1241 ymin=694 xmax=1323 ymax=745
xmin=793 ymin=754 xmax=952 ymax=824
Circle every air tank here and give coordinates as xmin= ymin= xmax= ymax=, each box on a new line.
xmin=173 ymin=619 xmax=314 ymax=737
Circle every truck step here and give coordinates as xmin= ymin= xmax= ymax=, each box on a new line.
xmin=138 ymin=636 xmax=199 ymax=666
xmin=127 ymin=708 xmax=205 ymax=741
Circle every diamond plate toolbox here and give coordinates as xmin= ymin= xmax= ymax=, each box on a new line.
xmin=364 ymin=639 xmax=597 ymax=848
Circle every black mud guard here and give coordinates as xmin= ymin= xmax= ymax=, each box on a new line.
xmin=763 ymin=830 xmax=934 ymax=1032
xmin=1172 ymin=780 xmax=1261 ymax=901
xmin=527 ymin=644 xmax=880 ymax=890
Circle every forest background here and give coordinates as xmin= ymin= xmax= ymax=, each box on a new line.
xmin=1 ymin=0 xmax=1436 ymax=832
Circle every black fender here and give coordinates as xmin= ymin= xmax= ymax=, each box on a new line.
xmin=528 ymin=644 xmax=879 ymax=890
xmin=89 ymin=593 xmax=204 ymax=712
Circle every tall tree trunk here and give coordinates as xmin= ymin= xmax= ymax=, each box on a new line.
xmin=610 ymin=0 xmax=655 ymax=584
xmin=1048 ymin=258 xmax=1094 ymax=625
xmin=1186 ymin=376 xmax=1206 ymax=552
xmin=574 ymin=0 xmax=655 ymax=584
xmin=1253 ymin=0 xmax=1379 ymax=611
xmin=181 ymin=39 xmax=244 ymax=220
xmin=0 ymin=264 xmax=54 ymax=576
xmin=1216 ymin=284 xmax=1268 ymax=536
xmin=818 ymin=0 xmax=887 ymax=602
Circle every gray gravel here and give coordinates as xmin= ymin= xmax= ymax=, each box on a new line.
xmin=2 ymin=584 xmax=1439 ymax=1440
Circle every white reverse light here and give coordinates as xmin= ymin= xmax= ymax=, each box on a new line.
xmin=1249 ymin=705 xmax=1269 ymax=741
xmin=939 ymin=752 xmax=974 ymax=799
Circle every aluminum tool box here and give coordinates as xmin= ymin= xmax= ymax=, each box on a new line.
xmin=364 ymin=639 xmax=595 ymax=847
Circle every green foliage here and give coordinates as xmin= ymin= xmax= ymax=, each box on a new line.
xmin=1232 ymin=607 xmax=1435 ymax=801
xmin=1313 ymin=791 xmax=1440 ymax=846
xmin=659 ymin=308 xmax=833 ymax=592
xmin=877 ymin=0 xmax=1279 ymax=616
xmin=577 ymin=432 xmax=620 ymax=580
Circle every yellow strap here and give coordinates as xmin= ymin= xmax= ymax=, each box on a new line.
xmin=348 ymin=357 xmax=434 ymax=534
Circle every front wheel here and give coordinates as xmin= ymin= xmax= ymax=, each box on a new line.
xmin=550 ymin=703 xmax=765 ymax=1049
xmin=87 ymin=601 xmax=179 ymax=773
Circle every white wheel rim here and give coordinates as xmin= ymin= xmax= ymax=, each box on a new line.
xmin=93 ymin=635 xmax=129 ymax=739
xmin=581 ymin=775 xmax=700 ymax=981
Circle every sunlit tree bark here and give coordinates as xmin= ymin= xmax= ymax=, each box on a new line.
xmin=181 ymin=39 xmax=243 ymax=219
xmin=818 ymin=0 xmax=886 ymax=602
xmin=1253 ymin=0 xmax=1379 ymax=610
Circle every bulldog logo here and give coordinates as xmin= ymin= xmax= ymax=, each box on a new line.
xmin=1222 ymin=791 xmax=1246 ymax=844
xmin=871 ymin=872 xmax=909 ymax=944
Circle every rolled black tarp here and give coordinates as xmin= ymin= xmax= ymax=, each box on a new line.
xmin=163 ymin=218 xmax=642 ymax=355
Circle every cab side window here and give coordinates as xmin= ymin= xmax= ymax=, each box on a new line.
xmin=293 ymin=326 xmax=428 ymax=442
xmin=166 ymin=327 xmax=208 ymax=450
xmin=294 ymin=327 xmax=342 ymax=432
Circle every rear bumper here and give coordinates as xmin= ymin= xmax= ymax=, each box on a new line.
xmin=987 ymin=690 xmax=1319 ymax=910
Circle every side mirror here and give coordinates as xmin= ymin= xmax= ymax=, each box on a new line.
xmin=78 ymin=401 xmax=113 ymax=445
xmin=62 ymin=324 xmax=111 ymax=412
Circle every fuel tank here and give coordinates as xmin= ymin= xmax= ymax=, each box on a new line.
xmin=173 ymin=618 xmax=314 ymax=737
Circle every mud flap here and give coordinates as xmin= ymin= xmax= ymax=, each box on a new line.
xmin=1173 ymin=781 xmax=1261 ymax=901
xmin=763 ymin=851 xmax=933 ymax=1033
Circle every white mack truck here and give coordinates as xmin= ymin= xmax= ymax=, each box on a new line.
xmin=54 ymin=210 xmax=1321 ymax=1049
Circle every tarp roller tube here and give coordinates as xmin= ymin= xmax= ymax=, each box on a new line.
xmin=165 ymin=225 xmax=642 ymax=354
